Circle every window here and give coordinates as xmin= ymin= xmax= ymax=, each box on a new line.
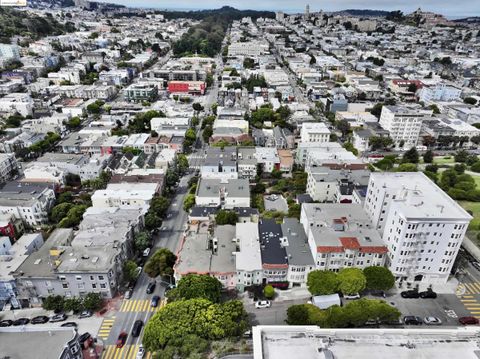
xmin=75 ymin=275 xmax=82 ymax=281
xmin=62 ymin=283 xmax=69 ymax=289
xmin=98 ymin=275 xmax=104 ymax=281
xmin=100 ymin=283 xmax=107 ymax=289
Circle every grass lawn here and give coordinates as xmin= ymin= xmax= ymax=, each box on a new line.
xmin=433 ymin=156 xmax=455 ymax=165
xmin=459 ymin=201 xmax=480 ymax=230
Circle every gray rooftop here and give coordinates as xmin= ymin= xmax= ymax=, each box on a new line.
xmin=36 ymin=152 xmax=86 ymax=165
xmin=0 ymin=328 xmax=78 ymax=359
xmin=197 ymin=178 xmax=250 ymax=199
xmin=281 ymin=218 xmax=315 ymax=267
xmin=203 ymin=147 xmax=237 ymax=167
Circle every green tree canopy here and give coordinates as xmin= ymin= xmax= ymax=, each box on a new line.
xmin=144 ymin=248 xmax=177 ymax=278
xmin=307 ymin=270 xmax=340 ymax=295
xmin=170 ymin=274 xmax=222 ymax=303
xmin=363 ymin=266 xmax=395 ymax=291
xmin=215 ymin=210 xmax=238 ymax=225
xmin=123 ymin=260 xmax=139 ymax=283
xmin=134 ymin=231 xmax=151 ymax=252
xmin=337 ymin=268 xmax=366 ymax=295
xmin=402 ymin=147 xmax=419 ymax=163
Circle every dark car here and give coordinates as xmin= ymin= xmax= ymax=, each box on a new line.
xmin=31 ymin=315 xmax=49 ymax=324
xmin=459 ymin=316 xmax=480 ymax=325
xmin=131 ymin=319 xmax=143 ymax=337
xmin=146 ymin=282 xmax=156 ymax=294
xmin=12 ymin=318 xmax=30 ymax=326
xmin=50 ymin=313 xmax=68 ymax=323
xmin=404 ymin=316 xmax=423 ymax=325
xmin=116 ymin=331 xmax=128 ymax=348
xmin=61 ymin=322 xmax=78 ymax=328
xmin=78 ymin=332 xmax=91 ymax=345
xmin=401 ymin=290 xmax=420 ymax=299
xmin=0 ymin=319 xmax=13 ymax=327
xmin=151 ymin=295 xmax=160 ymax=308
xmin=419 ymin=290 xmax=437 ymax=299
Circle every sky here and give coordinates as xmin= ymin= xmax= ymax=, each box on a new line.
xmin=99 ymin=0 xmax=479 ymax=17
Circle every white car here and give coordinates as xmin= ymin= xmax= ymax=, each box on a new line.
xmin=424 ymin=316 xmax=442 ymax=325
xmin=142 ymin=248 xmax=151 ymax=257
xmin=344 ymin=293 xmax=361 ymax=300
xmin=255 ymin=300 xmax=271 ymax=309
xmin=136 ymin=345 xmax=145 ymax=358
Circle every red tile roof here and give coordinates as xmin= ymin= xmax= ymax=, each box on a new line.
xmin=317 ymin=246 xmax=344 ymax=253
xmin=359 ymin=246 xmax=388 ymax=254
xmin=339 ymin=237 xmax=361 ymax=250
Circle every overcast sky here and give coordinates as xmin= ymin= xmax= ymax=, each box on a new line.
xmin=99 ymin=0 xmax=478 ymax=17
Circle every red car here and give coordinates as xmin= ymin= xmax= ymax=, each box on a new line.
xmin=116 ymin=331 xmax=128 ymax=348
xmin=459 ymin=316 xmax=479 ymax=325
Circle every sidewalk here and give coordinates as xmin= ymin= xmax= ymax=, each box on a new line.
xmin=463 ymin=236 xmax=480 ymax=262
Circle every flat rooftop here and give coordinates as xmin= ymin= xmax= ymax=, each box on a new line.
xmin=253 ymin=326 xmax=480 ymax=359
xmin=0 ymin=327 xmax=77 ymax=359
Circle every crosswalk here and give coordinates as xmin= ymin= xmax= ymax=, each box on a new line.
xmin=98 ymin=317 xmax=115 ymax=341
xmin=119 ymin=299 xmax=167 ymax=313
xmin=457 ymin=282 xmax=480 ymax=318
xmin=102 ymin=345 xmax=152 ymax=359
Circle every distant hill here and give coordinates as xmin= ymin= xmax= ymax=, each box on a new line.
xmin=156 ymin=6 xmax=275 ymax=21
xmin=334 ymin=9 xmax=392 ymax=17
xmin=0 ymin=6 xmax=74 ymax=43
xmin=453 ymin=17 xmax=480 ymax=24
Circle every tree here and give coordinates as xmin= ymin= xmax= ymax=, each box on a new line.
xmin=83 ymin=293 xmax=103 ymax=311
xmin=123 ymin=260 xmax=139 ymax=283
xmin=336 ymin=119 xmax=351 ymax=138
xmin=50 ymin=202 xmax=74 ymax=223
xmin=144 ymin=248 xmax=177 ymax=278
xmin=307 ymin=270 xmax=340 ymax=295
xmin=363 ymin=266 xmax=395 ymax=291
xmin=370 ymin=103 xmax=384 ymax=118
xmin=67 ymin=116 xmax=81 ymax=129
xmin=65 ymin=173 xmax=81 ymax=187
xmin=423 ymin=150 xmax=434 ymax=163
xmin=150 ymin=196 xmax=170 ymax=218
xmin=402 ymin=147 xmax=419 ymax=163
xmin=134 ymin=231 xmax=151 ymax=252
xmin=407 ymin=83 xmax=418 ymax=93
xmin=264 ymin=285 xmax=275 ymax=299
xmin=202 ymin=125 xmax=213 ymax=142
xmin=42 ymin=295 xmax=65 ymax=312
xmin=145 ymin=212 xmax=162 ymax=231
xmin=471 ymin=162 xmax=480 ymax=173
xmin=440 ymin=169 xmax=458 ymax=189
xmin=177 ymin=154 xmax=189 ymax=174
xmin=142 ymin=299 xmax=247 ymax=352
xmin=64 ymin=297 xmax=83 ymax=313
xmin=57 ymin=191 xmax=73 ymax=204
xmin=343 ymin=142 xmax=358 ymax=156
xmin=171 ymin=274 xmax=222 ymax=303
xmin=455 ymin=150 xmax=469 ymax=163
xmin=337 ymin=268 xmax=366 ymax=295
xmin=396 ymin=163 xmax=417 ymax=172
xmin=429 ymin=104 xmax=440 ymax=114
xmin=288 ymin=203 xmax=301 ymax=219
xmin=286 ymin=304 xmax=310 ymax=325
xmin=215 ymin=210 xmax=238 ymax=225
xmin=369 ymin=136 xmax=393 ymax=151
xmin=243 ymin=57 xmax=255 ymax=69
xmin=183 ymin=194 xmax=195 ymax=212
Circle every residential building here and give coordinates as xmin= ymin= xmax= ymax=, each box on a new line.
xmin=167 ymin=81 xmax=206 ymax=95
xmin=300 ymin=122 xmax=331 ymax=143
xmin=237 ymin=147 xmax=258 ymax=180
xmin=0 ymin=93 xmax=34 ymax=117
xmin=91 ymin=182 xmax=157 ymax=208
xmin=234 ymin=222 xmax=263 ymax=291
xmin=364 ymin=172 xmax=472 ymax=284
xmin=255 ymin=147 xmax=280 ymax=172
xmin=201 ymin=147 xmax=238 ymax=180
xmin=281 ymin=218 xmax=315 ymax=288
xmin=0 ymin=182 xmax=55 ymax=227
xmin=259 ymin=219 xmax=288 ymax=287
xmin=278 ymin=149 xmax=294 ymax=175
xmin=0 ymin=154 xmax=18 ymax=183
xmin=418 ymin=83 xmax=462 ymax=103
xmin=300 ymin=203 xmax=387 ymax=272
xmin=0 ymin=44 xmax=20 ymax=64
xmin=228 ymin=41 xmax=269 ymax=56
xmin=125 ymin=83 xmax=158 ymax=102
xmin=379 ymin=106 xmax=432 ymax=149
xmin=195 ymin=178 xmax=250 ymax=209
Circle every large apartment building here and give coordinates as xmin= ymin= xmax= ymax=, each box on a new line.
xmin=364 ymin=172 xmax=472 ymax=284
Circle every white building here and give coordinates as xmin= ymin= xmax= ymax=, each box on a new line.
xmin=0 ymin=93 xmax=34 ymax=117
xmin=234 ymin=222 xmax=263 ymax=291
xmin=300 ymin=122 xmax=331 ymax=143
xmin=0 ymin=44 xmax=20 ymax=66
xmin=379 ymin=106 xmax=432 ymax=149
xmin=364 ymin=172 xmax=472 ymax=284
xmin=195 ymin=178 xmax=250 ymax=209
xmin=418 ymin=83 xmax=462 ymax=103
xmin=255 ymin=147 xmax=280 ymax=173
xmin=91 ymin=183 xmax=157 ymax=209
xmin=228 ymin=41 xmax=269 ymax=57
xmin=0 ymin=154 xmax=18 ymax=184
xmin=300 ymin=203 xmax=387 ymax=272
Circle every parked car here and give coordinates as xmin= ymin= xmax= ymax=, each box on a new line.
xmin=0 ymin=319 xmax=13 ymax=327
xmin=12 ymin=318 xmax=30 ymax=326
xmin=459 ymin=316 xmax=480 ymax=325
xmin=419 ymin=290 xmax=437 ymax=299
xmin=132 ymin=320 xmax=143 ymax=337
xmin=424 ymin=317 xmax=442 ymax=325
xmin=146 ymin=282 xmax=156 ymax=294
xmin=404 ymin=316 xmax=423 ymax=325
xmin=472 ymin=262 xmax=480 ymax=271
xmin=401 ymin=290 xmax=420 ymax=299
xmin=31 ymin=315 xmax=49 ymax=324
xmin=61 ymin=322 xmax=78 ymax=328
xmin=50 ymin=313 xmax=68 ymax=323
xmin=255 ymin=300 xmax=271 ymax=309
xmin=344 ymin=293 xmax=361 ymax=300
xmin=151 ymin=295 xmax=160 ymax=307
xmin=78 ymin=310 xmax=92 ymax=319
xmin=125 ymin=290 xmax=132 ymax=299
xmin=136 ymin=345 xmax=145 ymax=359
xmin=143 ymin=248 xmax=151 ymax=257
xmin=116 ymin=331 xmax=128 ymax=348
xmin=78 ymin=332 xmax=91 ymax=347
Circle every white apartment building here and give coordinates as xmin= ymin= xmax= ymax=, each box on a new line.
xmin=300 ymin=203 xmax=387 ymax=272
xmin=0 ymin=93 xmax=34 ymax=117
xmin=255 ymin=147 xmax=280 ymax=173
xmin=195 ymin=178 xmax=250 ymax=209
xmin=0 ymin=44 xmax=20 ymax=65
xmin=228 ymin=41 xmax=269 ymax=57
xmin=364 ymin=172 xmax=472 ymax=284
xmin=91 ymin=183 xmax=157 ymax=209
xmin=379 ymin=106 xmax=432 ymax=149
xmin=418 ymin=83 xmax=462 ymax=103
xmin=300 ymin=122 xmax=331 ymax=143
xmin=0 ymin=154 xmax=18 ymax=183
xmin=234 ymin=222 xmax=263 ymax=291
